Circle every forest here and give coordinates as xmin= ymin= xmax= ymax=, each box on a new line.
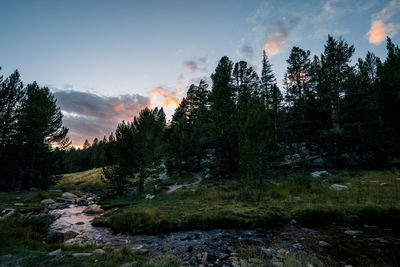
xmin=1 ymin=35 xmax=399 ymax=193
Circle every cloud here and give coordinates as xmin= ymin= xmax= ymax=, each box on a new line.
xmin=54 ymin=90 xmax=149 ymax=145
xmin=263 ymin=18 xmax=300 ymax=56
xmin=367 ymin=0 xmax=400 ymax=45
xmin=183 ymin=57 xmax=207 ymax=72
xmin=149 ymin=86 xmax=183 ymax=109
xmin=238 ymin=39 xmax=254 ymax=59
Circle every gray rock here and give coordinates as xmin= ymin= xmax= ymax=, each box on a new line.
xmin=93 ymin=248 xmax=105 ymax=254
xmin=292 ymin=243 xmax=304 ymax=250
xmin=318 ymin=241 xmax=332 ymax=248
xmin=290 ymin=219 xmax=298 ymax=225
xmin=344 ymin=230 xmax=363 ymax=236
xmin=145 ymin=194 xmax=155 ymax=199
xmin=311 ymin=171 xmax=330 ymax=178
xmin=41 ymin=199 xmax=55 ymax=205
xmin=0 ymin=208 xmax=15 ymax=220
xmin=380 ymin=182 xmax=388 ymax=187
xmin=49 ymin=189 xmax=62 ymax=193
xmin=14 ymin=203 xmax=24 ymax=206
xmin=29 ymin=187 xmax=40 ymax=191
xmin=330 ymin=184 xmax=348 ymax=191
xmin=48 ymin=249 xmax=62 ymax=257
xmin=72 ymin=253 xmax=92 ymax=257
xmin=61 ymin=192 xmax=77 ymax=199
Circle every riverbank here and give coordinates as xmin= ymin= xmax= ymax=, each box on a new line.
xmin=0 ymin=169 xmax=399 ymax=266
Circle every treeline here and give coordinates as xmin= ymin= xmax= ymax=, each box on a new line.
xmin=97 ymin=35 xmax=400 ymax=194
xmin=0 ymin=69 xmax=69 ymax=190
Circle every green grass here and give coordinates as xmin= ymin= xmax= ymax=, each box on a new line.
xmin=55 ymin=168 xmax=106 ymax=193
xmin=94 ymin=169 xmax=400 ymax=234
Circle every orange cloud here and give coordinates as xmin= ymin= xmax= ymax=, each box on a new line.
xmin=149 ymin=87 xmax=183 ymax=109
xmin=264 ymin=37 xmax=286 ymax=56
xmin=367 ymin=0 xmax=400 ymax=45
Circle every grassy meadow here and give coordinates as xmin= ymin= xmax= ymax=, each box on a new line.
xmin=1 ymin=168 xmax=399 ymax=266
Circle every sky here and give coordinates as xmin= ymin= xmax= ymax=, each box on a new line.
xmin=1 ymin=0 xmax=399 ymax=146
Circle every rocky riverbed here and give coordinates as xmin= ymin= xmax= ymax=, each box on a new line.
xmin=42 ymin=193 xmax=400 ymax=266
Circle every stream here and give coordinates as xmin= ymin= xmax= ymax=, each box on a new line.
xmin=46 ymin=197 xmax=400 ymax=266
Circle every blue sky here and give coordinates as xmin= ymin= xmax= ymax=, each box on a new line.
xmin=1 ymin=0 xmax=399 ymax=145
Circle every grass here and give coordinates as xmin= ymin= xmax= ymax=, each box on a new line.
xmin=94 ymin=169 xmax=400 ymax=234
xmin=55 ymin=168 xmax=106 ymax=193
xmin=1 ymin=168 xmax=399 ymax=266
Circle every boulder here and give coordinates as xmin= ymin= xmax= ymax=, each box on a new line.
xmin=290 ymin=219 xmax=298 ymax=225
xmin=83 ymin=204 xmax=104 ymax=214
xmin=48 ymin=249 xmax=62 ymax=257
xmin=61 ymin=192 xmax=77 ymax=199
xmin=330 ymin=184 xmax=348 ymax=191
xmin=41 ymin=199 xmax=55 ymax=205
xmin=14 ymin=203 xmax=24 ymax=206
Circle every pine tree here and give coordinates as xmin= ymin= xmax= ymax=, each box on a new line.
xmin=18 ymin=82 xmax=69 ymax=188
xmin=208 ymin=56 xmax=238 ymax=178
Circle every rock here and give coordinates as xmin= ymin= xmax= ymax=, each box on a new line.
xmin=380 ymin=182 xmax=388 ymax=187
xmin=344 ymin=230 xmax=363 ymax=236
xmin=145 ymin=194 xmax=155 ymax=199
xmin=290 ymin=219 xmax=298 ymax=225
xmin=292 ymin=243 xmax=304 ymax=250
xmin=61 ymin=192 xmax=77 ymax=199
xmin=93 ymin=248 xmax=105 ymax=254
xmin=0 ymin=208 xmax=15 ymax=220
xmin=76 ymin=198 xmax=88 ymax=206
xmin=83 ymin=204 xmax=104 ymax=214
xmin=218 ymin=253 xmax=228 ymax=259
xmin=330 ymin=184 xmax=348 ymax=191
xmin=201 ymin=252 xmax=208 ymax=263
xmin=64 ymin=230 xmax=79 ymax=240
xmin=373 ymin=238 xmax=389 ymax=244
xmin=49 ymin=189 xmax=62 ymax=193
xmin=131 ymin=244 xmax=144 ymax=250
xmin=41 ymin=199 xmax=55 ymax=205
xmin=311 ymin=171 xmax=330 ymax=177
xmin=48 ymin=249 xmax=62 ymax=257
xmin=248 ymin=258 xmax=263 ymax=264
xmin=272 ymin=262 xmax=283 ymax=267
xmin=14 ymin=203 xmax=24 ymax=206
xmin=72 ymin=253 xmax=92 ymax=257
xmin=15 ymin=197 xmax=21 ymax=200
xmin=262 ymin=248 xmax=275 ymax=257
xmin=276 ymin=248 xmax=289 ymax=259
xmin=29 ymin=187 xmax=40 ymax=191
xmin=127 ymin=190 xmax=138 ymax=196
xmin=318 ymin=241 xmax=332 ymax=248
